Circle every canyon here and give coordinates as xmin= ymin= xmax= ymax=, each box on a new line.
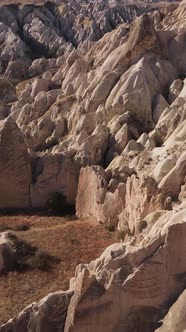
xmin=0 ymin=0 xmax=186 ymax=331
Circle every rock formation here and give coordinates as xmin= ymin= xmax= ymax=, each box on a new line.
xmin=0 ymin=116 xmax=31 ymax=209
xmin=1 ymin=0 xmax=186 ymax=330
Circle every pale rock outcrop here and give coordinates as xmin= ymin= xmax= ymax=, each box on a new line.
xmin=15 ymin=89 xmax=60 ymax=130
xmin=179 ymin=78 xmax=186 ymax=100
xmin=31 ymin=154 xmax=79 ymax=208
xmin=105 ymin=54 xmax=175 ymax=126
xmin=76 ymin=166 xmax=108 ymax=220
xmin=168 ymin=79 xmax=183 ymax=104
xmin=0 ymin=232 xmax=19 ymax=273
xmin=64 ymin=208 xmax=186 ymax=332
xmin=137 ymin=132 xmax=149 ymax=146
xmin=114 ymin=123 xmax=129 ymax=153
xmin=152 ymin=94 xmax=169 ymax=124
xmin=4 ymin=58 xmax=31 ymax=82
xmin=0 ymin=20 xmax=29 ymax=65
xmin=178 ymin=177 xmax=186 ymax=203
xmin=42 ymin=70 xmax=53 ymax=80
xmin=118 ymin=174 xmax=163 ymax=233
xmin=168 ymin=32 xmax=186 ymax=76
xmin=159 ymin=150 xmax=186 ymax=199
xmin=155 ymin=289 xmax=186 ymax=332
xmin=0 ymin=290 xmax=73 ymax=332
xmin=76 ymin=165 xmax=131 ymax=226
xmin=31 ymin=78 xmax=49 ymax=98
xmin=153 ymin=155 xmax=177 ymax=183
xmin=0 ymin=79 xmax=16 ymax=103
xmin=0 ymin=117 xmax=31 ymax=209
xmin=31 ymin=89 xmax=60 ymax=120
xmin=52 ymin=68 xmax=64 ymax=86
xmin=98 ymin=182 xmax=126 ymax=226
xmin=28 ymin=58 xmax=53 ymax=78
xmin=75 ymin=125 xmax=109 ymax=166
xmin=124 ymin=139 xmax=144 ymax=154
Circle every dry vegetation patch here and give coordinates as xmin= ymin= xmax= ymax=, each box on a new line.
xmin=0 ymin=214 xmax=117 ymax=324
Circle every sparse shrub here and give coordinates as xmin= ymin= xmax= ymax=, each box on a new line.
xmin=47 ymin=192 xmax=67 ymax=214
xmin=17 ymin=246 xmax=59 ymax=272
xmin=7 ymin=233 xmax=60 ymax=273
xmin=27 ymin=251 xmax=51 ymax=271
xmin=105 ymin=224 xmax=116 ymax=232
xmin=14 ymin=238 xmax=37 ymax=272
xmin=14 ymin=224 xmax=30 ymax=232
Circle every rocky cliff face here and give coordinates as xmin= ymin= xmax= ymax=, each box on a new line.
xmin=0 ymin=0 xmax=186 ymax=331
xmin=0 ymin=0 xmax=149 ymax=77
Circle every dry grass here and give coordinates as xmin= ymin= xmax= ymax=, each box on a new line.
xmin=0 ymin=214 xmax=118 ymax=325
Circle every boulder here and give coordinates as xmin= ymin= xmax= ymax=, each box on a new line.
xmin=153 ymin=156 xmax=177 ymax=183
xmin=114 ymin=123 xmax=129 ymax=153
xmin=0 ymin=232 xmax=18 ymax=273
xmin=31 ymin=78 xmax=49 ymax=98
xmin=124 ymin=139 xmax=144 ymax=153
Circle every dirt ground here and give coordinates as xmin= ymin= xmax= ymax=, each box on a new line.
xmin=0 ymin=214 xmax=118 ymax=325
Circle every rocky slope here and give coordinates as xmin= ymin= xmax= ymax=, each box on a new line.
xmin=0 ymin=0 xmax=154 ymax=78
xmin=0 ymin=0 xmax=186 ymax=330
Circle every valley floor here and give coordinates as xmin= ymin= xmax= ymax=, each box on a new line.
xmin=0 ymin=215 xmax=117 ymax=325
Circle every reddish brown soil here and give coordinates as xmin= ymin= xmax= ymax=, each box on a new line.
xmin=0 ymin=214 xmax=118 ymax=325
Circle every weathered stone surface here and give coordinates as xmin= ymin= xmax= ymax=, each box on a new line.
xmin=0 ymin=117 xmax=31 ymax=209
xmin=0 ymin=79 xmax=16 ymax=103
xmin=0 ymin=232 xmax=18 ymax=273
xmin=0 ymin=290 xmax=73 ymax=332
xmin=155 ymin=289 xmax=186 ymax=332
xmin=168 ymin=79 xmax=183 ymax=104
xmin=31 ymin=78 xmax=49 ymax=98
xmin=64 ymin=209 xmax=186 ymax=332
xmin=31 ymin=154 xmax=79 ymax=208
xmin=153 ymin=94 xmax=169 ymax=124
xmin=76 ymin=166 xmax=108 ymax=220
xmin=118 ymin=174 xmax=163 ymax=233
xmin=0 ymin=1 xmax=186 ymax=330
